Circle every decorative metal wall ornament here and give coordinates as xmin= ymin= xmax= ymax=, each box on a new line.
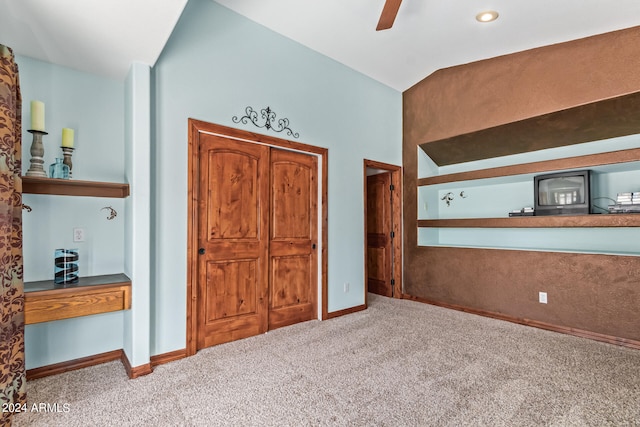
xmin=232 ymin=106 xmax=299 ymax=138
xmin=101 ymin=206 xmax=117 ymax=220
xmin=441 ymin=192 xmax=455 ymax=207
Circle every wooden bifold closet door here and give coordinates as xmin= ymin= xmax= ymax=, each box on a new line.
xmin=196 ymin=133 xmax=317 ymax=350
xmin=268 ymin=149 xmax=318 ymax=330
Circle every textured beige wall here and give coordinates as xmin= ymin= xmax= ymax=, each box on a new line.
xmin=402 ymin=26 xmax=640 ymax=346
xmin=404 ymin=25 xmax=640 ymax=146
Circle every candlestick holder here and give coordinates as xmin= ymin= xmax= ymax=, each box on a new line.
xmin=25 ymin=129 xmax=49 ymax=177
xmin=61 ymin=146 xmax=74 ymax=178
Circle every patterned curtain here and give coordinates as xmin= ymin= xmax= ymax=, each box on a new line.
xmin=0 ymin=44 xmax=26 ymax=426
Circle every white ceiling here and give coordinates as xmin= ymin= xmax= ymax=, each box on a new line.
xmin=0 ymin=0 xmax=188 ymax=80
xmin=2 ymin=0 xmax=640 ymax=91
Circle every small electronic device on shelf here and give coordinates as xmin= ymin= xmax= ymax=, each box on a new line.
xmin=509 ymin=207 xmax=534 ymax=217
xmin=534 ymin=170 xmax=591 ymax=216
xmin=608 ymin=192 xmax=640 ymax=213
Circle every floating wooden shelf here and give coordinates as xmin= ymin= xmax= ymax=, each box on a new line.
xmin=22 ymin=176 xmax=129 ymax=198
xmin=417 ymin=147 xmax=640 ymax=232
xmin=417 ymin=147 xmax=640 ymax=186
xmin=24 ymin=274 xmax=131 ymax=324
xmin=418 ymin=214 xmax=640 ymax=229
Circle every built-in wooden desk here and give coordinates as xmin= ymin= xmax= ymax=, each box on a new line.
xmin=24 ymin=274 xmax=131 ymax=324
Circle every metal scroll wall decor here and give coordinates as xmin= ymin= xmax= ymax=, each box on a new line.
xmin=101 ymin=206 xmax=117 ymax=220
xmin=232 ymin=106 xmax=299 ymax=138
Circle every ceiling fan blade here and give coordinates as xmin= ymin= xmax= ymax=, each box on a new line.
xmin=376 ymin=0 xmax=403 ymax=31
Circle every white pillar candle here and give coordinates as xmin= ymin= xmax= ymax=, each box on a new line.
xmin=31 ymin=100 xmax=45 ymax=131
xmin=61 ymin=128 xmax=74 ymax=148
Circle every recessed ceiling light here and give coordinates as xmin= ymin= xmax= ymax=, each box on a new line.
xmin=476 ymin=11 xmax=499 ymax=23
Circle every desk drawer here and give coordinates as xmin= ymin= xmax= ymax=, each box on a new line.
xmin=25 ymin=283 xmax=131 ymax=324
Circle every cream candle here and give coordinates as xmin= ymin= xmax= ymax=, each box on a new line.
xmin=31 ymin=100 xmax=45 ymax=131
xmin=61 ymin=128 xmax=74 ymax=148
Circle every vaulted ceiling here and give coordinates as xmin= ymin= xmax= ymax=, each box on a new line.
xmin=2 ymin=0 xmax=640 ymax=91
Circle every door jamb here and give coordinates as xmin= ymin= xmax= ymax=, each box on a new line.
xmin=363 ymin=159 xmax=403 ymax=307
xmin=187 ymin=119 xmax=329 ymax=356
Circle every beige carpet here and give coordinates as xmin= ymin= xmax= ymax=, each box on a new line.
xmin=14 ymin=294 xmax=640 ymax=426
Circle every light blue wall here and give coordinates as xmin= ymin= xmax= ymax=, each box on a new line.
xmin=123 ymin=63 xmax=152 ymax=367
xmin=18 ymin=55 xmax=127 ymax=369
xmin=417 ymin=134 xmax=640 ymax=255
xmin=151 ymin=0 xmax=402 ymax=355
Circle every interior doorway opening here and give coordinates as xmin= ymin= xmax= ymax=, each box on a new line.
xmin=364 ymin=160 xmax=402 ymax=304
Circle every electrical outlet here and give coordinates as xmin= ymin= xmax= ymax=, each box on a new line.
xmin=344 ymin=282 xmax=350 ymax=293
xmin=539 ymin=292 xmax=547 ymax=304
xmin=73 ymin=228 xmax=85 ymax=242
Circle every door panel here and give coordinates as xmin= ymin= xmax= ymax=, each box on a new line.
xmin=271 ymin=161 xmax=312 ymax=239
xmin=269 ymin=148 xmax=318 ymax=329
xmin=205 ymin=260 xmax=257 ymax=321
xmin=197 ymin=134 xmax=269 ymax=349
xmin=367 ymin=173 xmax=392 ymax=297
xmin=270 ymin=255 xmax=311 ymax=309
xmin=206 ymin=151 xmax=260 ymax=239
xmin=367 ymin=247 xmax=386 ymax=283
